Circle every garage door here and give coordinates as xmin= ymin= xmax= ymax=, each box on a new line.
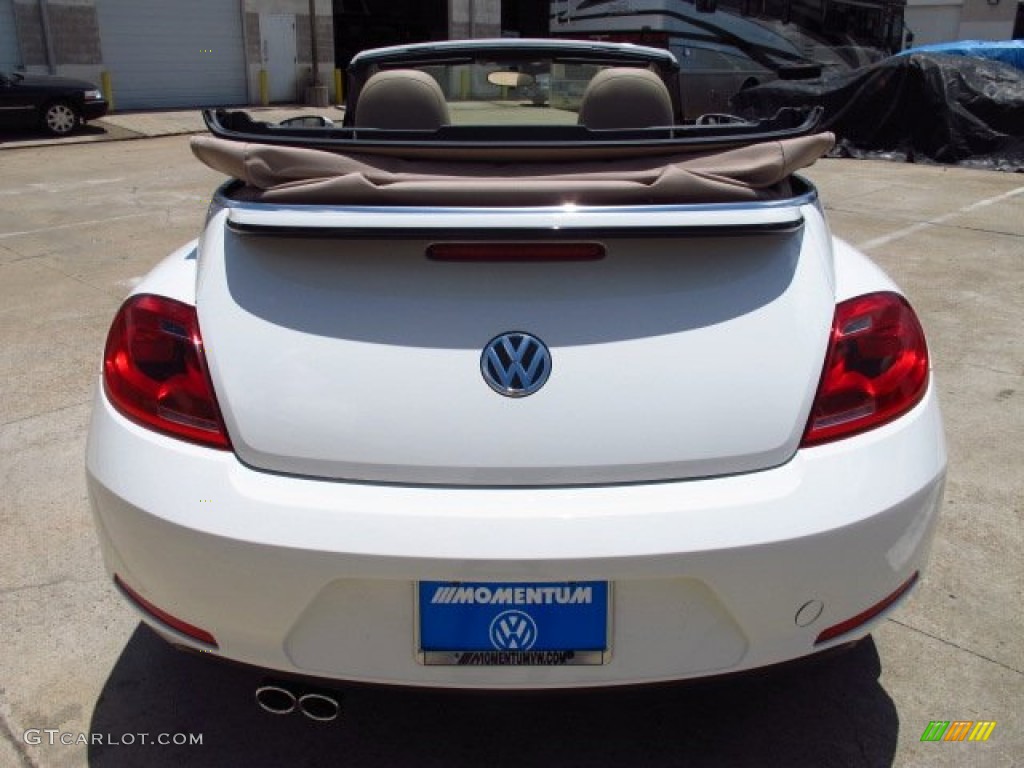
xmin=0 ymin=0 xmax=20 ymax=72
xmin=96 ymin=0 xmax=247 ymax=109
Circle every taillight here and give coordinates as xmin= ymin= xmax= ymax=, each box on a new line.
xmin=802 ymin=292 xmax=929 ymax=446
xmin=103 ymin=294 xmax=230 ymax=449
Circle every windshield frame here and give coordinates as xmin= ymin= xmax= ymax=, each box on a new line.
xmin=343 ymin=39 xmax=686 ymax=127
xmin=202 ymin=39 xmax=826 ymax=153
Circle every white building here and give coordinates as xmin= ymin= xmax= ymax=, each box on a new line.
xmin=903 ymin=0 xmax=1017 ymax=47
xmin=3 ymin=0 xmax=1016 ymax=110
xmin=0 ymin=1 xmax=512 ymax=109
xmin=1 ymin=0 xmax=337 ymax=107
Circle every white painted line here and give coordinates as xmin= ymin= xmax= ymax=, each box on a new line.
xmin=117 ymin=276 xmax=143 ymax=290
xmin=0 ymin=212 xmax=150 ymax=240
xmin=855 ymin=186 xmax=1024 ymax=251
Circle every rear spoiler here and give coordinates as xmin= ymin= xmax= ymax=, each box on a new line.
xmin=222 ymin=194 xmax=809 ymax=239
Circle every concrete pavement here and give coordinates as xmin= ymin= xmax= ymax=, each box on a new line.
xmin=0 ymin=104 xmax=343 ymax=149
xmin=0 ymin=130 xmax=1021 ymax=767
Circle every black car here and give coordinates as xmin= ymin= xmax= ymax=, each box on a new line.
xmin=0 ymin=71 xmax=109 ymax=136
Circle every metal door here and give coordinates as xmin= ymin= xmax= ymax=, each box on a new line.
xmin=261 ymin=14 xmax=297 ymax=103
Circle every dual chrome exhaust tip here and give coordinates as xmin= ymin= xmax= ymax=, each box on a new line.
xmin=255 ymin=683 xmax=341 ymax=722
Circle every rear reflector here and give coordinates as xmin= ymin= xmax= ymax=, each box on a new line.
xmin=427 ymin=242 xmax=605 ymax=262
xmin=115 ymin=574 xmax=218 ymax=648
xmin=815 ymin=571 xmax=919 ymax=645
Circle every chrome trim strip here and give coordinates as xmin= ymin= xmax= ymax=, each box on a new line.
xmin=220 ymin=190 xmax=816 ymax=239
xmin=214 ymin=177 xmax=818 ymax=239
xmin=226 ymin=221 xmax=805 ymax=239
xmin=349 ymin=38 xmax=679 ymax=69
xmin=215 ymin=178 xmax=819 ymax=217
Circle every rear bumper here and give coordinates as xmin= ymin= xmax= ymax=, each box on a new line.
xmin=86 ymin=382 xmax=945 ymax=688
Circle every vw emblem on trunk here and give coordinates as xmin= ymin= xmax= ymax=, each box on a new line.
xmin=481 ymin=332 xmax=552 ymax=397
xmin=489 ymin=610 xmax=538 ymax=651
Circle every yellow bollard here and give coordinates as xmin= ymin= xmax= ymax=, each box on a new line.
xmin=259 ymin=69 xmax=269 ymax=106
xmin=334 ymin=68 xmax=343 ymax=106
xmin=460 ymin=69 xmax=470 ymax=100
xmin=100 ymin=71 xmax=114 ymax=112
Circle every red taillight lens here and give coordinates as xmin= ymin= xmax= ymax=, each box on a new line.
xmin=802 ymin=292 xmax=929 ymax=446
xmin=103 ymin=294 xmax=230 ymax=449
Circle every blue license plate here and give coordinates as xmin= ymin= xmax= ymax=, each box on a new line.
xmin=418 ymin=581 xmax=609 ymax=666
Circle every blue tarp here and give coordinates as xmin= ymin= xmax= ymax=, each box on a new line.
xmin=897 ymin=40 xmax=1024 ymax=71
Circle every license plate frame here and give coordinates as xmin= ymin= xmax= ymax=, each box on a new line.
xmin=416 ymin=581 xmax=612 ymax=666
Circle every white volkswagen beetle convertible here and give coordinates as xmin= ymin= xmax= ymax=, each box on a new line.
xmin=86 ymin=40 xmax=945 ymax=710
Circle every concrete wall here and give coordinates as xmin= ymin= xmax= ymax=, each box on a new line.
xmin=245 ymin=11 xmax=262 ymax=66
xmin=5 ymin=0 xmax=523 ymax=106
xmin=905 ymin=0 xmax=1016 ymax=44
xmin=12 ymin=2 xmax=45 ymax=68
xmin=295 ymin=13 xmax=336 ymax=76
xmin=957 ymin=0 xmax=1017 ymax=38
xmin=449 ymin=0 xmax=501 ymax=39
xmin=12 ymin=0 xmax=102 ymax=82
xmin=0 ymin=0 xmax=21 ymax=70
xmin=8 ymin=0 xmax=340 ymax=105
xmin=905 ymin=0 xmax=963 ymax=44
xmin=244 ymin=1 xmax=338 ymax=105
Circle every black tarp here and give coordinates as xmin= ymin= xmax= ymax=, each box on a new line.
xmin=732 ymin=53 xmax=1024 ymax=172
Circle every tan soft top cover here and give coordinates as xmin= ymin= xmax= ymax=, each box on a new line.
xmin=191 ymin=133 xmax=834 ymax=206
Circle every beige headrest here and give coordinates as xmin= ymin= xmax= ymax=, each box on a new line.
xmin=353 ymin=69 xmax=450 ymax=130
xmin=578 ymin=67 xmax=674 ymax=129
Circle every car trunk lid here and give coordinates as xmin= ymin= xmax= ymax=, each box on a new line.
xmin=195 ymin=199 xmax=834 ymax=486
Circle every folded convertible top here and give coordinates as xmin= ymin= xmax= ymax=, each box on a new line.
xmin=192 ymin=132 xmax=835 ymax=206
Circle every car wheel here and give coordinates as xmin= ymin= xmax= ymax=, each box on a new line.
xmin=42 ymin=101 xmax=80 ymax=136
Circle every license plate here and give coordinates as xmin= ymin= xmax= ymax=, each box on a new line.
xmin=417 ymin=581 xmax=610 ymax=666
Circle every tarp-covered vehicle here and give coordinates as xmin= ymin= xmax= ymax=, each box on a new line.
xmin=733 ymin=53 xmax=1024 ymax=171
xmin=87 ymin=40 xmax=945 ymax=708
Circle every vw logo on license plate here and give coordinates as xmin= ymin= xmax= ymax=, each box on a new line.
xmin=489 ymin=610 xmax=538 ymax=651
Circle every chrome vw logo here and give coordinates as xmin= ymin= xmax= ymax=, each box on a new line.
xmin=489 ymin=610 xmax=538 ymax=651
xmin=481 ymin=332 xmax=552 ymax=397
